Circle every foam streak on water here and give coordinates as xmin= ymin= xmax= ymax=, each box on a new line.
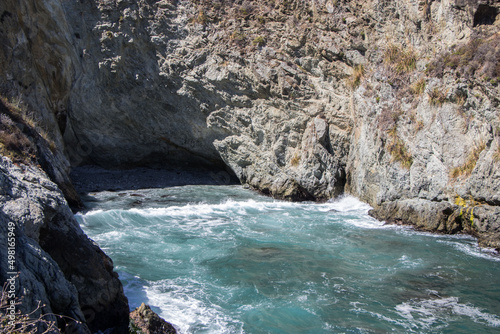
xmin=76 ymin=185 xmax=500 ymax=334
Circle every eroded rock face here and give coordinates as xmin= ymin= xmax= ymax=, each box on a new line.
xmin=60 ymin=0 xmax=232 ymax=169
xmin=0 ymin=0 xmax=499 ymax=281
xmin=130 ymin=303 xmax=177 ymax=334
xmin=0 ymin=157 xmax=129 ymax=333
xmin=54 ymin=0 xmax=354 ymax=199
xmin=345 ymin=0 xmax=500 ymax=248
xmin=0 ymin=0 xmax=81 ymax=207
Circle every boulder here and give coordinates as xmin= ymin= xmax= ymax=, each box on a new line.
xmin=130 ymin=303 xmax=177 ymax=334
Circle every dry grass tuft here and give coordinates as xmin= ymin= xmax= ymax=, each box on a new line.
xmin=347 ymin=65 xmax=365 ymax=89
xmin=411 ymin=78 xmax=426 ymax=96
xmin=0 ymin=98 xmax=38 ymax=164
xmin=384 ymin=44 xmax=417 ymax=74
xmin=387 ymin=134 xmax=413 ymax=169
xmin=450 ymin=141 xmax=486 ymax=178
xmin=1 ymin=282 xmax=56 ymax=334
xmin=494 ymin=142 xmax=500 ymax=163
xmin=252 ymin=36 xmax=266 ymax=47
xmin=428 ymin=87 xmax=447 ymax=106
xmin=290 ymin=152 xmax=301 ymax=166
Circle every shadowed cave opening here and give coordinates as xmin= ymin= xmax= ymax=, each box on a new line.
xmin=69 ymin=151 xmax=240 ymax=196
xmin=473 ymin=4 xmax=498 ymax=26
xmin=65 ymin=133 xmax=239 ymax=196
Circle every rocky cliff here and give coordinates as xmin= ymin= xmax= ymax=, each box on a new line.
xmin=343 ymin=0 xmax=500 ymax=249
xmin=0 ymin=0 xmax=499 ymax=330
xmin=0 ymin=156 xmax=129 ymax=333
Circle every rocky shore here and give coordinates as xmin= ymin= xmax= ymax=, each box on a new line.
xmin=0 ymin=0 xmax=499 ymax=332
xmin=0 ymin=157 xmax=129 ymax=333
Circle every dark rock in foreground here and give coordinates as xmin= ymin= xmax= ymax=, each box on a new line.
xmin=0 ymin=157 xmax=129 ymax=333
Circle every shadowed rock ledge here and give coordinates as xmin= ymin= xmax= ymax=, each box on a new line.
xmin=0 ymin=156 xmax=129 ymax=333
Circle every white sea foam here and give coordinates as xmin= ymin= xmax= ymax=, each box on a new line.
xmin=343 ymin=217 xmax=388 ymax=229
xmin=349 ymin=295 xmax=500 ymax=331
xmin=144 ymin=278 xmax=244 ymax=334
xmin=127 ymin=199 xmax=268 ymax=217
xmin=95 ymin=230 xmax=126 ymax=241
xmin=326 ymin=195 xmax=373 ymax=213
xmin=397 ymin=255 xmax=423 ymax=269
xmin=77 ymin=209 xmax=105 ymax=217
xmin=350 ymin=302 xmax=403 ymax=328
xmin=122 ymin=274 xmax=242 ymax=334
xmin=452 ymin=300 xmax=500 ymax=327
xmin=78 ymin=195 xmax=391 ymax=238
xmin=395 ymin=297 xmax=500 ymax=329
xmin=437 ymin=240 xmax=500 ymax=262
xmin=110 ymin=195 xmax=374 ymax=218
xmin=79 ymin=194 xmax=374 ymax=220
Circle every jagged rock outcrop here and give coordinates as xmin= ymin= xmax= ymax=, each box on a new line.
xmin=56 ymin=0 xmax=354 ymax=199
xmin=0 ymin=0 xmax=81 ymax=208
xmin=130 ymin=303 xmax=177 ymax=334
xmin=0 ymin=156 xmax=129 ymax=333
xmin=345 ymin=0 xmax=500 ymax=249
xmin=2 ymin=0 xmax=356 ymax=200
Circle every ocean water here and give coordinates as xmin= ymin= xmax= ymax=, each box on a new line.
xmin=75 ymin=185 xmax=500 ymax=334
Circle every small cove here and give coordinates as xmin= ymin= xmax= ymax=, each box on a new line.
xmin=76 ymin=185 xmax=500 ymax=333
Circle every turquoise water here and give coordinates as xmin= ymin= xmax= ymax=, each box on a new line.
xmin=76 ymin=185 xmax=500 ymax=334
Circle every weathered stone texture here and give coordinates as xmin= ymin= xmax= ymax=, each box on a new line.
xmin=0 ymin=157 xmax=129 ymax=333
xmin=0 ymin=3 xmax=499 ymax=332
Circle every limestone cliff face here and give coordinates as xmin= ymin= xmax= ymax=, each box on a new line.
xmin=0 ymin=0 xmax=498 ymax=330
xmin=0 ymin=0 xmax=81 ymax=207
xmin=0 ymin=2 xmax=499 ymax=331
xmin=1 ymin=0 xmax=356 ymax=199
xmin=54 ymin=0 xmax=354 ymax=200
xmin=344 ymin=0 xmax=500 ymax=249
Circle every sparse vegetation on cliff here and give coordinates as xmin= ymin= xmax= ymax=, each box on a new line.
xmin=428 ymin=87 xmax=447 ymax=106
xmin=494 ymin=143 xmax=500 ymax=162
xmin=0 ymin=283 xmax=58 ymax=334
xmin=252 ymin=35 xmax=266 ymax=47
xmin=426 ymin=34 xmax=500 ymax=81
xmin=387 ymin=131 xmax=413 ymax=169
xmin=193 ymin=8 xmax=208 ymax=25
xmin=384 ymin=45 xmax=417 ymax=74
xmin=0 ymin=97 xmax=37 ymax=164
xmin=290 ymin=151 xmax=301 ymax=166
xmin=411 ymin=78 xmax=426 ymax=96
xmin=450 ymin=141 xmax=486 ymax=178
xmin=347 ymin=65 xmax=365 ymax=89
